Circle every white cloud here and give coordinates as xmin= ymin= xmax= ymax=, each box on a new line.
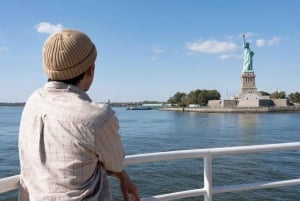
xmin=219 ymin=54 xmax=231 ymax=59
xmin=256 ymin=39 xmax=266 ymax=47
xmin=153 ymin=48 xmax=163 ymax=54
xmin=256 ymin=37 xmax=281 ymax=47
xmin=268 ymin=36 xmax=281 ymax=46
xmin=219 ymin=54 xmax=240 ymax=60
xmin=151 ymin=46 xmax=163 ymax=60
xmin=185 ymin=40 xmax=238 ymax=54
xmin=219 ymin=55 xmax=229 ymax=59
xmin=35 ymin=22 xmax=63 ymax=34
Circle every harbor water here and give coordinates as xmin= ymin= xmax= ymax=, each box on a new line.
xmin=1 ymin=106 xmax=300 ymax=201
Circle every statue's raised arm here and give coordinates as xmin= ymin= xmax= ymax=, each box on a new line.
xmin=242 ymin=34 xmax=246 ymax=47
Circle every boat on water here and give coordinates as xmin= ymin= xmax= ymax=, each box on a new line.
xmin=126 ymin=103 xmax=163 ymax=110
xmin=126 ymin=106 xmax=153 ymax=110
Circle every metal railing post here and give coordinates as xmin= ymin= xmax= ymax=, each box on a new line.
xmin=204 ymin=155 xmax=212 ymax=201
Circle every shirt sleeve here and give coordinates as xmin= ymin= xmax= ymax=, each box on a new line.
xmin=95 ymin=107 xmax=125 ymax=172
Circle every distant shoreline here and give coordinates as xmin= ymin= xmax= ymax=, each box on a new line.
xmin=160 ymin=106 xmax=300 ymax=113
xmin=0 ymin=103 xmax=25 ymax=107
xmin=3 ymin=103 xmax=300 ymax=113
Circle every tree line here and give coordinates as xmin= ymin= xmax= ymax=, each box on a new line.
xmin=167 ymin=89 xmax=300 ymax=107
xmin=167 ymin=89 xmax=221 ymax=107
xmin=260 ymin=91 xmax=300 ymax=104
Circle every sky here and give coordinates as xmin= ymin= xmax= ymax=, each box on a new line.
xmin=1 ymin=0 xmax=300 ymax=103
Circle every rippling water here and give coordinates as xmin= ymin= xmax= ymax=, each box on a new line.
xmin=1 ymin=106 xmax=300 ymax=200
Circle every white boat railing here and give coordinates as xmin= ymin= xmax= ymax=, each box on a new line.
xmin=1 ymin=142 xmax=300 ymax=201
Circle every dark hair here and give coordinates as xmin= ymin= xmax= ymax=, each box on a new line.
xmin=48 ymin=72 xmax=85 ymax=85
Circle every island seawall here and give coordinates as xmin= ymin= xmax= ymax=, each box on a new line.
xmin=160 ymin=106 xmax=300 ymax=113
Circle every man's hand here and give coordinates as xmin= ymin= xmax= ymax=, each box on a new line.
xmin=111 ymin=170 xmax=140 ymax=201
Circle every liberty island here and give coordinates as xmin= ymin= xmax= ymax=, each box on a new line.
xmin=162 ymin=34 xmax=300 ymax=113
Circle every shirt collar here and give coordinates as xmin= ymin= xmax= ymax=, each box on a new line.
xmin=44 ymin=81 xmax=92 ymax=101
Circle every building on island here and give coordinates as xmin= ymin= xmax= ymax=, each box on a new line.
xmin=208 ymin=34 xmax=289 ymax=108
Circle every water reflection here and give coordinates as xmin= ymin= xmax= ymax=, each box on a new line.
xmin=238 ymin=113 xmax=259 ymax=144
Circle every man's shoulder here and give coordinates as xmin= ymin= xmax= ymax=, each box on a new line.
xmin=82 ymin=102 xmax=116 ymax=123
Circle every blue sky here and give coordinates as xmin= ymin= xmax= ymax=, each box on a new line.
xmin=1 ymin=0 xmax=300 ymax=102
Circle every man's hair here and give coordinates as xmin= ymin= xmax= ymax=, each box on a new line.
xmin=48 ymin=72 xmax=85 ymax=85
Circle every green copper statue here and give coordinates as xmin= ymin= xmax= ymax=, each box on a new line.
xmin=242 ymin=34 xmax=254 ymax=72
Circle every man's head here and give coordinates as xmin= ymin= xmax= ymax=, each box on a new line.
xmin=42 ymin=29 xmax=97 ymax=82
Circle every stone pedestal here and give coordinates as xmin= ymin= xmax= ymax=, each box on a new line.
xmin=239 ymin=72 xmax=257 ymax=95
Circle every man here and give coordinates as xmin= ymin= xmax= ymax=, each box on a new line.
xmin=18 ymin=29 xmax=140 ymax=201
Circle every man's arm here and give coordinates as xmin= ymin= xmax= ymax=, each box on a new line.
xmin=111 ymin=170 xmax=140 ymax=201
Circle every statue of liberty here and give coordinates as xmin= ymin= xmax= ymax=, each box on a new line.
xmin=242 ymin=34 xmax=254 ymax=72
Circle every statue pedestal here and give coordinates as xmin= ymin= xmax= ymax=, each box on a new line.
xmin=238 ymin=72 xmax=257 ymax=96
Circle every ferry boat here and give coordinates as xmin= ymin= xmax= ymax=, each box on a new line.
xmin=127 ymin=106 xmax=153 ymax=110
xmin=1 ymin=142 xmax=300 ymax=201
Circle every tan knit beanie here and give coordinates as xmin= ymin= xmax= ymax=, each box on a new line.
xmin=42 ymin=29 xmax=97 ymax=80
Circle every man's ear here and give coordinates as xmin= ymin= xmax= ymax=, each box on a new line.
xmin=86 ymin=64 xmax=95 ymax=76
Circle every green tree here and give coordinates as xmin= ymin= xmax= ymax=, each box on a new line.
xmin=258 ymin=91 xmax=270 ymax=96
xmin=270 ymin=91 xmax=286 ymax=99
xmin=198 ymin=90 xmax=221 ymax=106
xmin=186 ymin=89 xmax=221 ymax=106
xmin=167 ymin=92 xmax=187 ymax=107
xmin=168 ymin=89 xmax=221 ymax=107
xmin=288 ymin=92 xmax=300 ymax=103
xmin=186 ymin=90 xmax=197 ymax=105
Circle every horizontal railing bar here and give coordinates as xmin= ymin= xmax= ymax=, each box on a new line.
xmin=213 ymin=178 xmax=300 ymax=194
xmin=140 ymin=179 xmax=300 ymax=201
xmin=0 ymin=175 xmax=19 ymax=194
xmin=124 ymin=142 xmax=300 ymax=165
xmin=141 ymin=188 xmax=206 ymax=201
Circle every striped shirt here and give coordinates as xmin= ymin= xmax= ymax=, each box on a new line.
xmin=18 ymin=82 xmax=125 ymax=201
